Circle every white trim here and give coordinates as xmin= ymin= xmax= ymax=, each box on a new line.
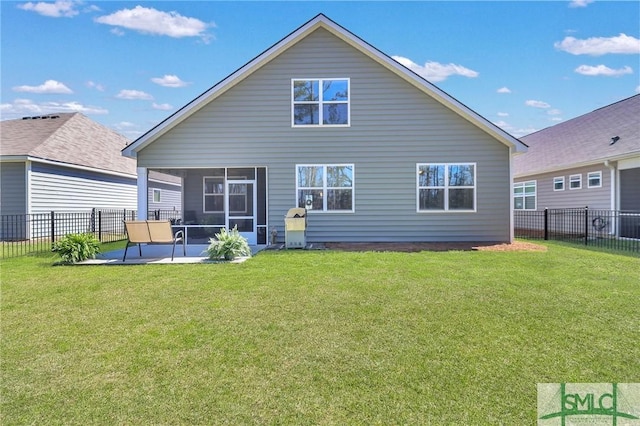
xmin=295 ymin=164 xmax=355 ymax=213
xmin=569 ymin=174 xmax=582 ymax=190
xmin=152 ymin=188 xmax=162 ymax=203
xmin=513 ymin=180 xmax=536 ymax=211
xmin=416 ymin=163 xmax=477 ymax=213
xmin=509 ymin=147 xmax=514 ymax=243
xmin=137 ymin=167 xmax=148 ymax=220
xmin=3 ymin=156 xmax=137 ymax=179
xmin=587 ymin=171 xmax=602 ymax=188
xmin=25 ymin=160 xmax=32 ymax=215
xmin=291 ymin=78 xmax=350 ymax=127
xmin=514 ymin=152 xmax=640 ymax=179
xmin=123 ymin=14 xmax=527 ymax=158
xmin=553 ymin=176 xmax=565 ymax=191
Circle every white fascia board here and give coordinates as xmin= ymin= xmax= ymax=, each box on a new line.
xmin=23 ymin=156 xmax=137 ymax=179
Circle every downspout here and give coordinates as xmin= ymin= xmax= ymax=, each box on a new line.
xmin=509 ymin=147 xmax=514 ymax=243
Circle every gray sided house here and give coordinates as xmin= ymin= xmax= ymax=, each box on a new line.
xmin=0 ymin=113 xmax=181 ymax=239
xmin=123 ymin=14 xmax=527 ymax=246
xmin=513 ymin=95 xmax=640 ymax=238
xmin=514 ymin=95 xmax=639 ymax=211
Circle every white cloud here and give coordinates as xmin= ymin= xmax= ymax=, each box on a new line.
xmin=13 ymin=79 xmax=73 ymax=94
xmin=151 ymin=75 xmax=189 ymax=88
xmin=493 ymin=120 xmax=510 ymax=128
xmin=17 ymin=0 xmax=80 ymax=17
xmin=547 ymin=109 xmax=562 ymax=116
xmin=569 ymin=0 xmax=594 ymax=8
xmin=497 ymin=112 xmax=509 ymax=117
xmin=555 ymin=34 xmax=640 ymax=56
xmin=575 ymin=64 xmax=633 ymax=76
xmin=95 ymin=6 xmax=214 ymax=43
xmin=636 ymin=85 xmax=640 ymax=93
xmin=392 ymin=56 xmax=478 ymax=82
xmin=550 ymin=117 xmax=563 ymax=122
xmin=152 ymin=102 xmax=173 ymax=110
xmin=116 ymin=89 xmax=154 ymax=100
xmin=497 ymin=87 xmax=512 ymax=94
xmin=86 ymin=81 xmax=105 ymax=92
xmin=0 ymin=98 xmax=108 ymax=120
xmin=525 ymin=100 xmax=551 ymax=109
xmin=110 ymin=27 xmax=125 ymax=37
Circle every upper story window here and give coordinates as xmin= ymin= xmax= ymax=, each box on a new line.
xmin=292 ymin=79 xmax=350 ymax=126
xmin=417 ymin=163 xmax=476 ymax=212
xmin=569 ymin=174 xmax=582 ymax=190
xmin=588 ymin=171 xmax=602 ymax=188
xmin=553 ymin=176 xmax=564 ymax=191
xmin=152 ymin=189 xmax=161 ymax=203
xmin=296 ymin=164 xmax=354 ymax=212
xmin=514 ymin=181 xmax=536 ymax=210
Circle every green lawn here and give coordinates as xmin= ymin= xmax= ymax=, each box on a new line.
xmin=1 ymin=242 xmax=638 ymax=424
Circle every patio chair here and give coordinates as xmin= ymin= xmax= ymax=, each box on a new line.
xmin=123 ymin=220 xmax=185 ymax=261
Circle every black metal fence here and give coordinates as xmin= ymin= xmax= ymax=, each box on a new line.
xmin=515 ymin=208 xmax=640 ymax=253
xmin=1 ymin=209 xmax=182 ymax=258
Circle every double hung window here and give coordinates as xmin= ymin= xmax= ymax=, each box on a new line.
xmin=296 ymin=164 xmax=354 ymax=212
xmin=553 ymin=177 xmax=564 ymax=191
xmin=203 ymin=177 xmax=224 ymax=213
xmin=587 ymin=171 xmax=602 ymax=188
xmin=417 ymin=163 xmax=476 ymax=211
xmin=569 ymin=174 xmax=582 ymax=190
xmin=514 ymin=181 xmax=536 ymax=210
xmin=292 ymin=79 xmax=349 ymax=126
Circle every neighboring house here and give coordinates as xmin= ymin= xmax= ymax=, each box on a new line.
xmin=123 ymin=14 xmax=527 ymax=245
xmin=514 ymin=95 xmax=640 ymax=212
xmin=0 ymin=113 xmax=181 ymax=239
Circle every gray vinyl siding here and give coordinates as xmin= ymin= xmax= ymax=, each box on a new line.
xmin=148 ymin=181 xmax=182 ymax=212
xmin=30 ymin=162 xmax=137 ymax=213
xmin=0 ymin=162 xmax=27 ymax=216
xmin=137 ymin=28 xmax=512 ymax=242
xmin=516 ymin=165 xmax=611 ymax=210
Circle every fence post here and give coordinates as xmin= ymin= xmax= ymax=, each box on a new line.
xmin=584 ymin=206 xmax=589 ymax=246
xmin=544 ymin=208 xmax=549 ymax=240
xmin=98 ymin=210 xmax=103 ymax=242
xmin=50 ymin=211 xmax=55 ymax=246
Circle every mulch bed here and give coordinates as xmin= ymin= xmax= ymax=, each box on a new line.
xmin=322 ymin=241 xmax=547 ymax=252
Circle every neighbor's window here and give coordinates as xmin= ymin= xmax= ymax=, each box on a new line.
xmin=417 ymin=163 xmax=476 ymax=211
xmin=553 ymin=177 xmax=564 ymax=191
xmin=569 ymin=174 xmax=582 ymax=190
xmin=152 ymin=188 xmax=161 ymax=203
xmin=296 ymin=164 xmax=354 ymax=212
xmin=203 ymin=176 xmax=224 ymax=213
xmin=588 ymin=171 xmax=602 ymax=188
xmin=514 ymin=181 xmax=536 ymax=210
xmin=292 ymin=79 xmax=349 ymax=126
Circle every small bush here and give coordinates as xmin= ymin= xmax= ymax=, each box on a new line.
xmin=52 ymin=233 xmax=101 ymax=264
xmin=206 ymin=226 xmax=251 ymax=261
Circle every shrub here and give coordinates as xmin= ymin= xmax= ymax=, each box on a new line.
xmin=52 ymin=233 xmax=101 ymax=264
xmin=206 ymin=226 xmax=251 ymax=261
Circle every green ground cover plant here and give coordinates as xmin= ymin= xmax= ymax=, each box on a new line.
xmin=1 ymin=242 xmax=638 ymax=424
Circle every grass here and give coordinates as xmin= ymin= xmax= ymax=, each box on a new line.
xmin=1 ymin=242 xmax=638 ymax=424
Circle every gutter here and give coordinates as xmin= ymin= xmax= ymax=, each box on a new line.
xmin=604 ymin=160 xmax=616 ymax=211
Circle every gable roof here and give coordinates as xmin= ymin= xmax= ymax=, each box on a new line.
xmin=1 ymin=113 xmax=136 ymax=176
xmin=515 ymin=94 xmax=640 ymax=178
xmin=123 ymin=14 xmax=526 ymax=158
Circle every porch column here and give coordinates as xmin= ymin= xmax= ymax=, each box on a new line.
xmin=137 ymin=167 xmax=148 ymax=220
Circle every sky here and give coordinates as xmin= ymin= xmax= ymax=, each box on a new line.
xmin=1 ymin=1 xmax=639 ymax=140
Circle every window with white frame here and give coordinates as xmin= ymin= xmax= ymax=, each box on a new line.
xmin=417 ymin=163 xmax=476 ymax=211
xmin=587 ymin=171 xmax=602 ymax=188
xmin=514 ymin=181 xmax=536 ymax=210
xmin=203 ymin=176 xmax=224 ymax=213
xmin=553 ymin=177 xmax=564 ymax=191
xmin=296 ymin=164 xmax=354 ymax=212
xmin=152 ymin=188 xmax=161 ymax=203
xmin=569 ymin=174 xmax=582 ymax=190
xmin=292 ymin=79 xmax=349 ymax=126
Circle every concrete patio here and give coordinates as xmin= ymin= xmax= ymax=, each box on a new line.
xmin=78 ymin=244 xmax=263 ymax=265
